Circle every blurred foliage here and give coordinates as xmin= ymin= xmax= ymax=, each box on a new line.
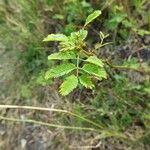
xmin=0 ymin=0 xmax=150 ymax=148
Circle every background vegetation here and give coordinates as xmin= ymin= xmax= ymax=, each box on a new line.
xmin=0 ymin=0 xmax=150 ymax=149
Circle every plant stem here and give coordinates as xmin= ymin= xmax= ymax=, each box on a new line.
xmin=105 ymin=60 xmax=150 ymax=74
xmin=0 ymin=104 xmax=103 ymax=129
xmin=0 ymin=116 xmax=97 ymax=132
xmin=76 ymin=54 xmax=80 ymax=77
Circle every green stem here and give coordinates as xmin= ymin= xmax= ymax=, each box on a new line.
xmin=105 ymin=60 xmax=149 ymax=74
xmin=76 ymin=54 xmax=80 ymax=77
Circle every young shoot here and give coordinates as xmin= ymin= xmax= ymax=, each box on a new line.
xmin=43 ymin=10 xmax=109 ymax=96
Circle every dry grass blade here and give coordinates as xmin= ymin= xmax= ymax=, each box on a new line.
xmin=0 ymin=104 xmax=102 ymax=129
xmin=0 ymin=116 xmax=97 ymax=132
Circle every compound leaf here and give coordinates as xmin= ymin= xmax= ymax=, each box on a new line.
xmin=59 ymin=75 xmax=78 ymax=95
xmin=43 ymin=34 xmax=67 ymax=42
xmin=45 ymin=63 xmax=76 ymax=79
xmin=48 ymin=51 xmax=76 ymax=60
xmin=85 ymin=56 xmax=104 ymax=67
xmin=79 ymin=75 xmax=94 ymax=89
xmin=84 ymin=10 xmax=101 ymax=27
xmin=82 ymin=64 xmax=107 ymax=80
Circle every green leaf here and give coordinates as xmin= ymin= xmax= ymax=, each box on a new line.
xmin=79 ymin=75 xmax=94 ymax=89
xmin=78 ymin=29 xmax=88 ymax=40
xmin=48 ymin=51 xmax=76 ymax=60
xmin=70 ymin=29 xmax=88 ymax=41
xmin=84 ymin=10 xmax=101 ymax=27
xmin=43 ymin=34 xmax=67 ymax=42
xmin=105 ymin=13 xmax=127 ymax=30
xmin=59 ymin=40 xmax=75 ymax=51
xmin=82 ymin=64 xmax=107 ymax=80
xmin=85 ymin=56 xmax=104 ymax=67
xmin=45 ymin=63 xmax=76 ymax=79
xmin=59 ymin=75 xmax=78 ymax=95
